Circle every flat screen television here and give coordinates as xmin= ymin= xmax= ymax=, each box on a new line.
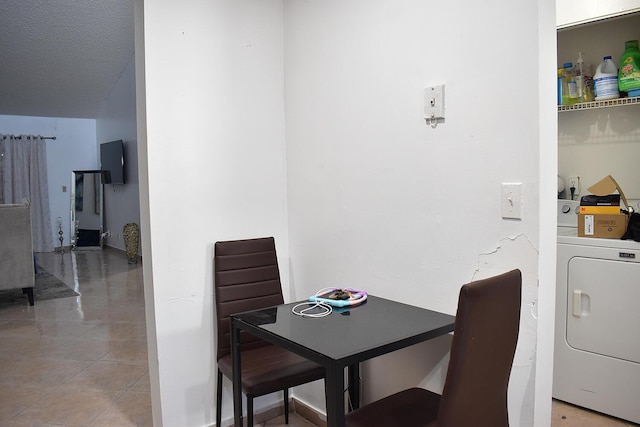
xmin=100 ymin=140 xmax=125 ymax=184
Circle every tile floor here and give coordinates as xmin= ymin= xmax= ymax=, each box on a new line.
xmin=270 ymin=400 xmax=640 ymax=427
xmin=551 ymin=400 xmax=639 ymax=427
xmin=1 ymin=249 xmax=637 ymax=427
xmin=262 ymin=413 xmax=317 ymax=427
xmin=0 ymin=248 xmax=150 ymax=427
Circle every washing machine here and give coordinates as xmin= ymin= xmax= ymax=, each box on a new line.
xmin=554 ymin=200 xmax=640 ymax=424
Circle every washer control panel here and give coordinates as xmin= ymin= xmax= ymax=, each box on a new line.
xmin=558 ymin=199 xmax=580 ymax=228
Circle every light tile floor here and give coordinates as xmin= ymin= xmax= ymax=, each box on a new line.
xmin=1 ymin=249 xmax=637 ymax=427
xmin=268 ymin=400 xmax=640 ymax=427
xmin=0 ymin=248 xmax=151 ymax=427
xmin=263 ymin=413 xmax=318 ymax=427
xmin=551 ymin=400 xmax=639 ymax=427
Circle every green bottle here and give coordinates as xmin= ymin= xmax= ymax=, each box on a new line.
xmin=618 ymin=40 xmax=640 ymax=96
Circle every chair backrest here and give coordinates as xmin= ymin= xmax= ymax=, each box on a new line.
xmin=437 ymin=269 xmax=522 ymax=427
xmin=214 ymin=237 xmax=285 ymax=361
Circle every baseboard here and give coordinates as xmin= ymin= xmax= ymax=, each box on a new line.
xmin=292 ymin=398 xmax=327 ymax=427
xmin=103 ymin=243 xmax=125 ymax=253
xmin=103 ymin=244 xmax=142 ymax=262
xmin=217 ymin=402 xmax=283 ymax=427
xmin=248 ymin=403 xmax=284 ymax=426
xmin=217 ymin=398 xmax=325 ymax=427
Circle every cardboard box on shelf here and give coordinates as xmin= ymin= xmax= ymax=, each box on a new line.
xmin=586 ymin=175 xmax=630 ymax=211
xmin=578 ymin=213 xmax=629 ymax=238
xmin=580 ymin=194 xmax=621 ymax=206
xmin=577 ymin=175 xmax=631 ymax=238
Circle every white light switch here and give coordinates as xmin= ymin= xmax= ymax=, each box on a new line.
xmin=501 ymin=183 xmax=522 ymax=219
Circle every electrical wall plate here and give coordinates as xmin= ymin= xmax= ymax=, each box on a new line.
xmin=424 ymin=85 xmax=445 ymax=121
xmin=501 ymin=182 xmax=523 ymax=219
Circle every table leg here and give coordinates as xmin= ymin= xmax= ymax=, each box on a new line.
xmin=348 ymin=364 xmax=360 ymax=410
xmin=325 ymin=364 xmax=345 ymax=427
xmin=231 ymin=320 xmax=242 ymax=427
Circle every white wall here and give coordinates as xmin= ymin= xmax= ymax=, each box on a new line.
xmin=137 ymin=0 xmax=558 ymax=426
xmin=558 ymin=104 xmax=640 ymax=204
xmin=283 ymin=2 xmax=555 ymax=426
xmin=96 ymin=53 xmax=140 ymax=252
xmin=138 ymin=1 xmax=290 ymax=425
xmin=0 ymin=114 xmax=97 ymax=248
xmin=538 ymin=1 xmax=561 ymax=424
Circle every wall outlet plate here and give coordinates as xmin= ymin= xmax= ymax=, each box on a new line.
xmin=568 ymin=176 xmax=579 ymax=189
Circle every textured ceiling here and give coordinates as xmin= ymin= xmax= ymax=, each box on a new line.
xmin=0 ymin=0 xmax=134 ymax=119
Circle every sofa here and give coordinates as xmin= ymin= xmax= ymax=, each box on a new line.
xmin=0 ymin=202 xmax=35 ymax=305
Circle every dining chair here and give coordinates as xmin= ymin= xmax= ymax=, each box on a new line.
xmin=345 ymin=268 xmax=522 ymax=427
xmin=214 ymin=237 xmax=325 ymax=427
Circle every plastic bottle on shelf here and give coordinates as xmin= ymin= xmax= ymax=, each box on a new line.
xmin=573 ymin=52 xmax=595 ymax=102
xmin=561 ymin=62 xmax=579 ymax=105
xmin=594 ymin=56 xmax=620 ymax=101
xmin=575 ymin=52 xmax=586 ymax=100
xmin=618 ymin=40 xmax=640 ymax=97
xmin=581 ymin=76 xmax=595 ymax=102
xmin=557 ymin=68 xmax=563 ymax=105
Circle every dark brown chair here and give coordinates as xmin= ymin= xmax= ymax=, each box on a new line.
xmin=214 ymin=237 xmax=325 ymax=427
xmin=345 ymin=269 xmax=522 ymax=427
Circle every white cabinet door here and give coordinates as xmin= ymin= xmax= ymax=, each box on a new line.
xmin=557 ymin=0 xmax=640 ymax=29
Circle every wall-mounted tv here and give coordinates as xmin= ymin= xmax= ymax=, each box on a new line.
xmin=100 ymin=140 xmax=125 ymax=184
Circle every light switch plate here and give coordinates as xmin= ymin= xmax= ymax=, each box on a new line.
xmin=501 ymin=183 xmax=522 ymax=219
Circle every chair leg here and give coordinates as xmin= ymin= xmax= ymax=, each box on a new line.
xmin=247 ymin=397 xmax=253 ymax=427
xmin=284 ymin=388 xmax=289 ymax=424
xmin=216 ymin=369 xmax=223 ymax=427
xmin=22 ymin=287 xmax=34 ymax=306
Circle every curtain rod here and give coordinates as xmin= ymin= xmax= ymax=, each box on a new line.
xmin=1 ymin=135 xmax=56 ymax=140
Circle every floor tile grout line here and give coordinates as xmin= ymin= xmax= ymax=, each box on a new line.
xmin=8 ymin=385 xmax=55 ymax=421
xmin=6 ymin=377 xmax=147 ymax=422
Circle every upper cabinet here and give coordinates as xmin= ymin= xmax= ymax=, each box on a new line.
xmin=557 ymin=0 xmax=640 ymax=29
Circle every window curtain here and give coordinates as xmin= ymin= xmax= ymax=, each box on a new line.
xmin=0 ymin=135 xmax=54 ymax=252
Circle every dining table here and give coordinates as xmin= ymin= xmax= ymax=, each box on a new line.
xmin=230 ymin=294 xmax=456 ymax=427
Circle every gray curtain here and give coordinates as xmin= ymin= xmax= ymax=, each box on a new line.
xmin=0 ymin=135 xmax=54 ymax=252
